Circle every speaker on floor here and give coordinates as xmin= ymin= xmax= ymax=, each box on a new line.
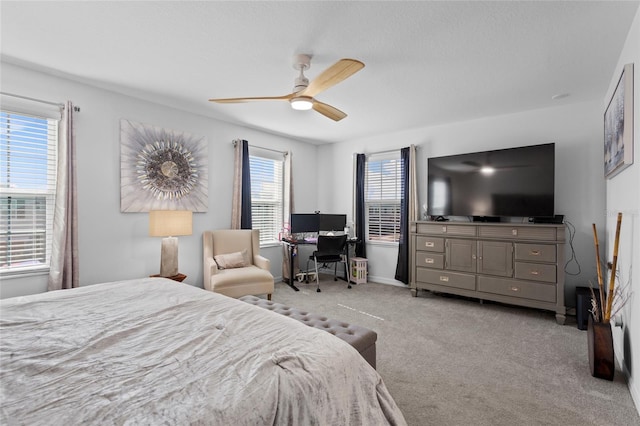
xmin=576 ymin=286 xmax=600 ymax=330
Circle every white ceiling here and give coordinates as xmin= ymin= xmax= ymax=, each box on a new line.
xmin=1 ymin=1 xmax=638 ymax=145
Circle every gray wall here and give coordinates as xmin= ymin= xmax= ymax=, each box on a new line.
xmin=0 ymin=61 xmax=611 ymax=307
xmin=605 ymin=5 xmax=639 ymax=411
xmin=319 ymin=100 xmax=606 ymax=304
xmin=0 ymin=62 xmax=319 ymax=298
xmin=2 ymin=8 xmax=638 ymax=410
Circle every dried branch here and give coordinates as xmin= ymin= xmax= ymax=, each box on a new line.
xmin=592 ymin=223 xmax=606 ymax=320
xmin=589 ymin=285 xmax=601 ymax=323
xmin=604 ymin=213 xmax=623 ymax=321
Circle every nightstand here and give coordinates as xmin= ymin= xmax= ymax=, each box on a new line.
xmin=150 ymin=273 xmax=187 ymax=282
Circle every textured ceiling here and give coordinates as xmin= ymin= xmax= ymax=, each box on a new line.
xmin=1 ymin=1 xmax=638 ymax=144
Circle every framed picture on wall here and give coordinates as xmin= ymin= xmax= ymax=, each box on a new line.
xmin=120 ymin=119 xmax=208 ymax=212
xmin=604 ymin=63 xmax=634 ymax=179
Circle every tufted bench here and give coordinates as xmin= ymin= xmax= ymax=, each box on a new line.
xmin=239 ymin=295 xmax=377 ymax=369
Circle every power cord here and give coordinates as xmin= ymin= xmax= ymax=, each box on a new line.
xmin=564 ymin=220 xmax=581 ymax=276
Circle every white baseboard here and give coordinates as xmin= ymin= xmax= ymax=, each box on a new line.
xmin=623 ymin=362 xmax=640 ymax=417
xmin=279 ymin=274 xmax=408 ymax=289
xmin=367 ymin=275 xmax=408 ymax=287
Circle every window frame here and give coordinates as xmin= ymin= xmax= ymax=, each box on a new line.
xmin=248 ymin=149 xmax=285 ymax=247
xmin=1 ymin=109 xmax=59 ymax=277
xmin=364 ymin=152 xmax=403 ymax=245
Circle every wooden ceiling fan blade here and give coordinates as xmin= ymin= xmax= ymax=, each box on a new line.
xmin=312 ymin=100 xmax=347 ymax=121
xmin=209 ymin=94 xmax=293 ymax=103
xmin=301 ymin=59 xmax=365 ymax=98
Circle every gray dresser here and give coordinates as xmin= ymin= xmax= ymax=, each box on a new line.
xmin=410 ymin=221 xmax=566 ymax=324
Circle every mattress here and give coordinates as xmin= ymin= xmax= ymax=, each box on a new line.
xmin=0 ymin=278 xmax=406 ymax=425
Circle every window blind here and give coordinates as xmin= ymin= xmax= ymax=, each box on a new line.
xmin=249 ymin=154 xmax=284 ymax=245
xmin=0 ymin=111 xmax=58 ymax=274
xmin=365 ymin=153 xmax=402 ymax=243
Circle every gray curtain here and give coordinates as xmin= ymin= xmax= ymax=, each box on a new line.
xmin=48 ymin=101 xmax=79 ymax=291
xmin=394 ymin=145 xmax=418 ymax=284
xmin=355 ymin=153 xmax=366 ymax=258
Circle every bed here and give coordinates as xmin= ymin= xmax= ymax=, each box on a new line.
xmin=0 ymin=278 xmax=406 ymax=425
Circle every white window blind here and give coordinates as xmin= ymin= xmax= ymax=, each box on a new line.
xmin=365 ymin=153 xmax=402 ymax=243
xmin=0 ymin=110 xmax=58 ymax=275
xmin=249 ymin=153 xmax=284 ymax=245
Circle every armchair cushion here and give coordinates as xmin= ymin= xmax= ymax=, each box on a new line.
xmin=214 ymin=249 xmax=250 ymax=269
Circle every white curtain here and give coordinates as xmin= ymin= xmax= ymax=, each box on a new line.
xmin=409 ymin=144 xmax=418 ymax=222
xmin=48 ymin=101 xmax=79 ymax=290
xmin=283 ymin=151 xmax=293 ymax=225
xmin=282 ymin=151 xmax=297 ymax=280
xmin=231 ymin=139 xmax=243 ymax=229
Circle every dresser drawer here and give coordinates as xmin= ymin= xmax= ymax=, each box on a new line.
xmin=416 ymin=268 xmax=475 ymax=291
xmin=415 ymin=251 xmax=444 ymax=269
xmin=415 ymin=236 xmax=444 ymax=252
xmin=514 ymin=262 xmax=556 ymax=283
xmin=415 ymin=223 xmax=476 ymax=237
xmin=478 ymin=226 xmax=557 ymax=241
xmin=514 ymin=243 xmax=556 ymax=263
xmin=478 ymin=276 xmax=556 ymax=303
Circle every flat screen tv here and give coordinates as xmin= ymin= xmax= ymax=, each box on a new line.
xmin=319 ymin=214 xmax=347 ymax=232
xmin=290 ymin=213 xmax=347 ymax=233
xmin=290 ymin=213 xmax=319 ymax=233
xmin=427 ymin=143 xmax=555 ymax=219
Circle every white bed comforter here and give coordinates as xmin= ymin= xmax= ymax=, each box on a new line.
xmin=0 ymin=278 xmax=406 ymax=425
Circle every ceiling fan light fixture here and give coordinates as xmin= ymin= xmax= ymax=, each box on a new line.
xmin=290 ymin=96 xmax=313 ymax=111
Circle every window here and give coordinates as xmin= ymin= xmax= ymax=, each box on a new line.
xmin=1 ymin=111 xmax=58 ymax=275
xmin=249 ymin=151 xmax=284 ymax=245
xmin=365 ymin=153 xmax=403 ymax=243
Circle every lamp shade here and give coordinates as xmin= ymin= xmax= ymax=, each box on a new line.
xmin=149 ymin=210 xmax=193 ymax=237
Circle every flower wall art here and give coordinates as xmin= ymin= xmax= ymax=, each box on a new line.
xmin=120 ymin=119 xmax=208 ymax=212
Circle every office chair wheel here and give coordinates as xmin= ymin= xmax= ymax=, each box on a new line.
xmin=334 ymin=277 xmax=338 ymax=281
xmin=317 ymin=288 xmax=321 ymax=293
xmin=348 ymin=284 xmax=352 ymax=289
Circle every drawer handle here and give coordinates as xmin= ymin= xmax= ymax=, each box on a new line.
xmin=529 ymin=250 xmax=540 ymax=256
xmin=425 ymin=241 xmax=435 ymax=248
xmin=510 ymin=286 xmax=520 ymax=292
xmin=439 ymin=276 xmax=449 ymax=282
xmin=529 ymin=270 xmax=540 ymax=276
xmin=425 ymin=258 xmax=434 ymax=264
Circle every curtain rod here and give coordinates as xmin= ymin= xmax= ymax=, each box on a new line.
xmin=232 ymin=139 xmax=287 ymax=156
xmin=363 ymin=145 xmax=418 ymax=157
xmin=0 ymin=91 xmax=80 ymax=112
xmin=363 ymin=148 xmax=400 ymax=157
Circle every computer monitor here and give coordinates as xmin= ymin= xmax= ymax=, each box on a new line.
xmin=290 ymin=213 xmax=320 ymax=234
xmin=319 ymin=214 xmax=347 ymax=232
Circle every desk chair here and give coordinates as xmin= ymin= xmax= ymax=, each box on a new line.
xmin=306 ymin=234 xmax=349 ymax=292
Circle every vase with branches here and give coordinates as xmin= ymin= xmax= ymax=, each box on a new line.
xmin=588 ymin=212 xmax=630 ymax=380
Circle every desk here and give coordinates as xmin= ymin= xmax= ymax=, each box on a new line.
xmin=281 ymin=237 xmax=358 ymax=291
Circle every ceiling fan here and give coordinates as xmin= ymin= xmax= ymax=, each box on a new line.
xmin=209 ymin=54 xmax=364 ymax=121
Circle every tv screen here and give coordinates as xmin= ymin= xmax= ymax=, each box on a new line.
xmin=290 ymin=213 xmax=319 ymax=233
xmin=427 ymin=143 xmax=555 ymax=218
xmin=319 ymin=214 xmax=347 ymax=232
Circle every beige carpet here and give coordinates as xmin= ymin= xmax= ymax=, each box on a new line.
xmin=271 ymin=277 xmax=639 ymax=426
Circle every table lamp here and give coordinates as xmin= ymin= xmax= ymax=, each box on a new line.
xmin=149 ymin=210 xmax=192 ymax=277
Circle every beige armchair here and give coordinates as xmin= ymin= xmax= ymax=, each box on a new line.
xmin=203 ymin=229 xmax=274 ymax=300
